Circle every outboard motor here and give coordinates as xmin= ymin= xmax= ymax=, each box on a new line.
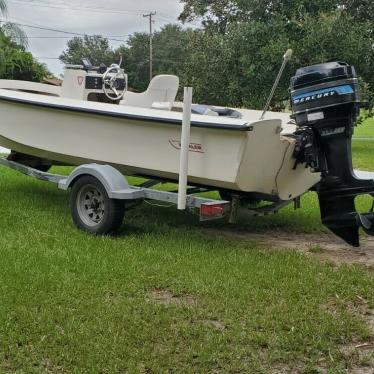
xmin=290 ymin=62 xmax=374 ymax=247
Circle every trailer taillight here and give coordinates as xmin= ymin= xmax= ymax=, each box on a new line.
xmin=200 ymin=202 xmax=230 ymax=221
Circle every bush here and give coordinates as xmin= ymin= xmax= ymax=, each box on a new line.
xmin=0 ymin=32 xmax=47 ymax=82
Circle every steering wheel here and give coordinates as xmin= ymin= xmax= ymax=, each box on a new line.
xmin=102 ymin=64 xmax=126 ymax=101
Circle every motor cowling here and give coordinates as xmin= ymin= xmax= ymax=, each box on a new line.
xmin=290 ymin=62 xmax=374 ymax=247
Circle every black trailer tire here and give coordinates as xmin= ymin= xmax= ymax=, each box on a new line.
xmin=70 ymin=175 xmax=125 ymax=235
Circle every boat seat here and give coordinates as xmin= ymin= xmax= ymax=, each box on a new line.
xmin=120 ymin=75 xmax=179 ymax=110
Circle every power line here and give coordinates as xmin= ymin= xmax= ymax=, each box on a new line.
xmin=35 ymin=57 xmax=60 ymax=60
xmin=17 ymin=0 xmax=148 ymax=11
xmin=36 ymin=57 xmax=186 ymax=63
xmin=2 ymin=20 xmax=93 ymax=35
xmin=0 ymin=20 xmax=129 ymax=42
xmin=28 ymin=35 xmax=131 ymax=39
xmin=8 ymin=0 xmax=197 ymax=27
xmin=6 ymin=15 xmax=58 ymax=29
xmin=9 ymin=0 xmax=154 ymax=16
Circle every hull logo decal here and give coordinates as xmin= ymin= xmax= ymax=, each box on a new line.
xmin=77 ymin=76 xmax=84 ymax=86
xmin=169 ymin=140 xmax=204 ymax=153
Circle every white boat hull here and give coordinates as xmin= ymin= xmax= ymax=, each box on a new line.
xmin=0 ymin=89 xmax=320 ymax=200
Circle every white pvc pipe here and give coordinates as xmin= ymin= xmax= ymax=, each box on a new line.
xmin=178 ymin=87 xmax=193 ymax=210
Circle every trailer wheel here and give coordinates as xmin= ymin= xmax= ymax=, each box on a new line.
xmin=70 ymin=175 xmax=125 ymax=235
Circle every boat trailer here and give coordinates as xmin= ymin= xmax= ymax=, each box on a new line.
xmin=0 ymin=157 xmax=293 ymax=234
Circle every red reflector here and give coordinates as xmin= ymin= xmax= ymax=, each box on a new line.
xmin=200 ymin=203 xmax=228 ymax=220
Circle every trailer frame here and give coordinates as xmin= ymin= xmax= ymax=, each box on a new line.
xmin=0 ymin=157 xmax=296 ymax=234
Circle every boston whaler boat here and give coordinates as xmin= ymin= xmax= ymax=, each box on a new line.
xmin=0 ymin=53 xmax=373 ymax=247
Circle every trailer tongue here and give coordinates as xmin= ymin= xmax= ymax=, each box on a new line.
xmin=290 ymin=61 xmax=374 ymax=246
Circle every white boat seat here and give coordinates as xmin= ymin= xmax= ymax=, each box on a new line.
xmin=120 ymin=75 xmax=179 ymax=110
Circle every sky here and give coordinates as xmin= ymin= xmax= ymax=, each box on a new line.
xmin=6 ymin=0 xmax=188 ymax=75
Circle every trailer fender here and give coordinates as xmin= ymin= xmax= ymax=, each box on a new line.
xmin=58 ymin=164 xmax=144 ymax=200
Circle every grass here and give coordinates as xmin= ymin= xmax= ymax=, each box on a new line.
xmin=0 ymin=122 xmax=373 ymax=372
xmin=352 ymin=140 xmax=374 ymax=171
xmin=354 ymin=117 xmax=374 ymax=138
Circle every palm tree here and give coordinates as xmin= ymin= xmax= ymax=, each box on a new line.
xmin=0 ymin=0 xmax=28 ymax=47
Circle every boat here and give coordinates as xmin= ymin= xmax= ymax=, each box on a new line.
xmin=0 ymin=62 xmax=318 ymax=201
xmin=0 ymin=58 xmax=373 ymax=246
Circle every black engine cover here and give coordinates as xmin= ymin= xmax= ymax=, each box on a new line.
xmin=290 ymin=62 xmax=360 ymax=129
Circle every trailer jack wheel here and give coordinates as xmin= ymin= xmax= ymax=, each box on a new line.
xmin=70 ymin=175 xmax=125 ymax=235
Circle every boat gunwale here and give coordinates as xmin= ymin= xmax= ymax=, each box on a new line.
xmin=0 ymin=93 xmax=252 ymax=132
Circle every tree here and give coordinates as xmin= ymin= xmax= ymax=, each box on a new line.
xmin=179 ymin=0 xmax=374 ymax=29
xmin=59 ymin=35 xmax=119 ymax=66
xmin=122 ymin=24 xmax=192 ymax=92
xmin=180 ymin=30 xmax=238 ymax=106
xmin=60 ymin=25 xmax=192 ymax=93
xmin=179 ymin=1 xmax=374 ymax=109
xmin=0 ymin=32 xmax=47 ymax=81
xmin=153 ymin=24 xmax=192 ymax=78
xmin=117 ymin=33 xmax=149 ymax=91
xmin=0 ymin=0 xmax=28 ymax=46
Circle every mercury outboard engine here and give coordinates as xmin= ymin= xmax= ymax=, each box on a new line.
xmin=290 ymin=62 xmax=374 ymax=247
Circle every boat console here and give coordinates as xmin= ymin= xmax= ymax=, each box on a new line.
xmin=62 ymin=58 xmax=128 ymax=102
xmin=290 ymin=61 xmax=374 ymax=246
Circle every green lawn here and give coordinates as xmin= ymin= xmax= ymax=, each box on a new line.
xmin=354 ymin=117 xmax=374 ymax=138
xmin=0 ymin=134 xmax=373 ymax=372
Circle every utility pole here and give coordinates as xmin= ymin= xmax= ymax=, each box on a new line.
xmin=143 ymin=11 xmax=156 ymax=82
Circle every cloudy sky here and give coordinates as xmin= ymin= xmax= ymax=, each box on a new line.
xmin=6 ymin=0 xmax=189 ymax=75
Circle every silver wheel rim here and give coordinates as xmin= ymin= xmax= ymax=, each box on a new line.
xmin=77 ymin=184 xmax=105 ymax=227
